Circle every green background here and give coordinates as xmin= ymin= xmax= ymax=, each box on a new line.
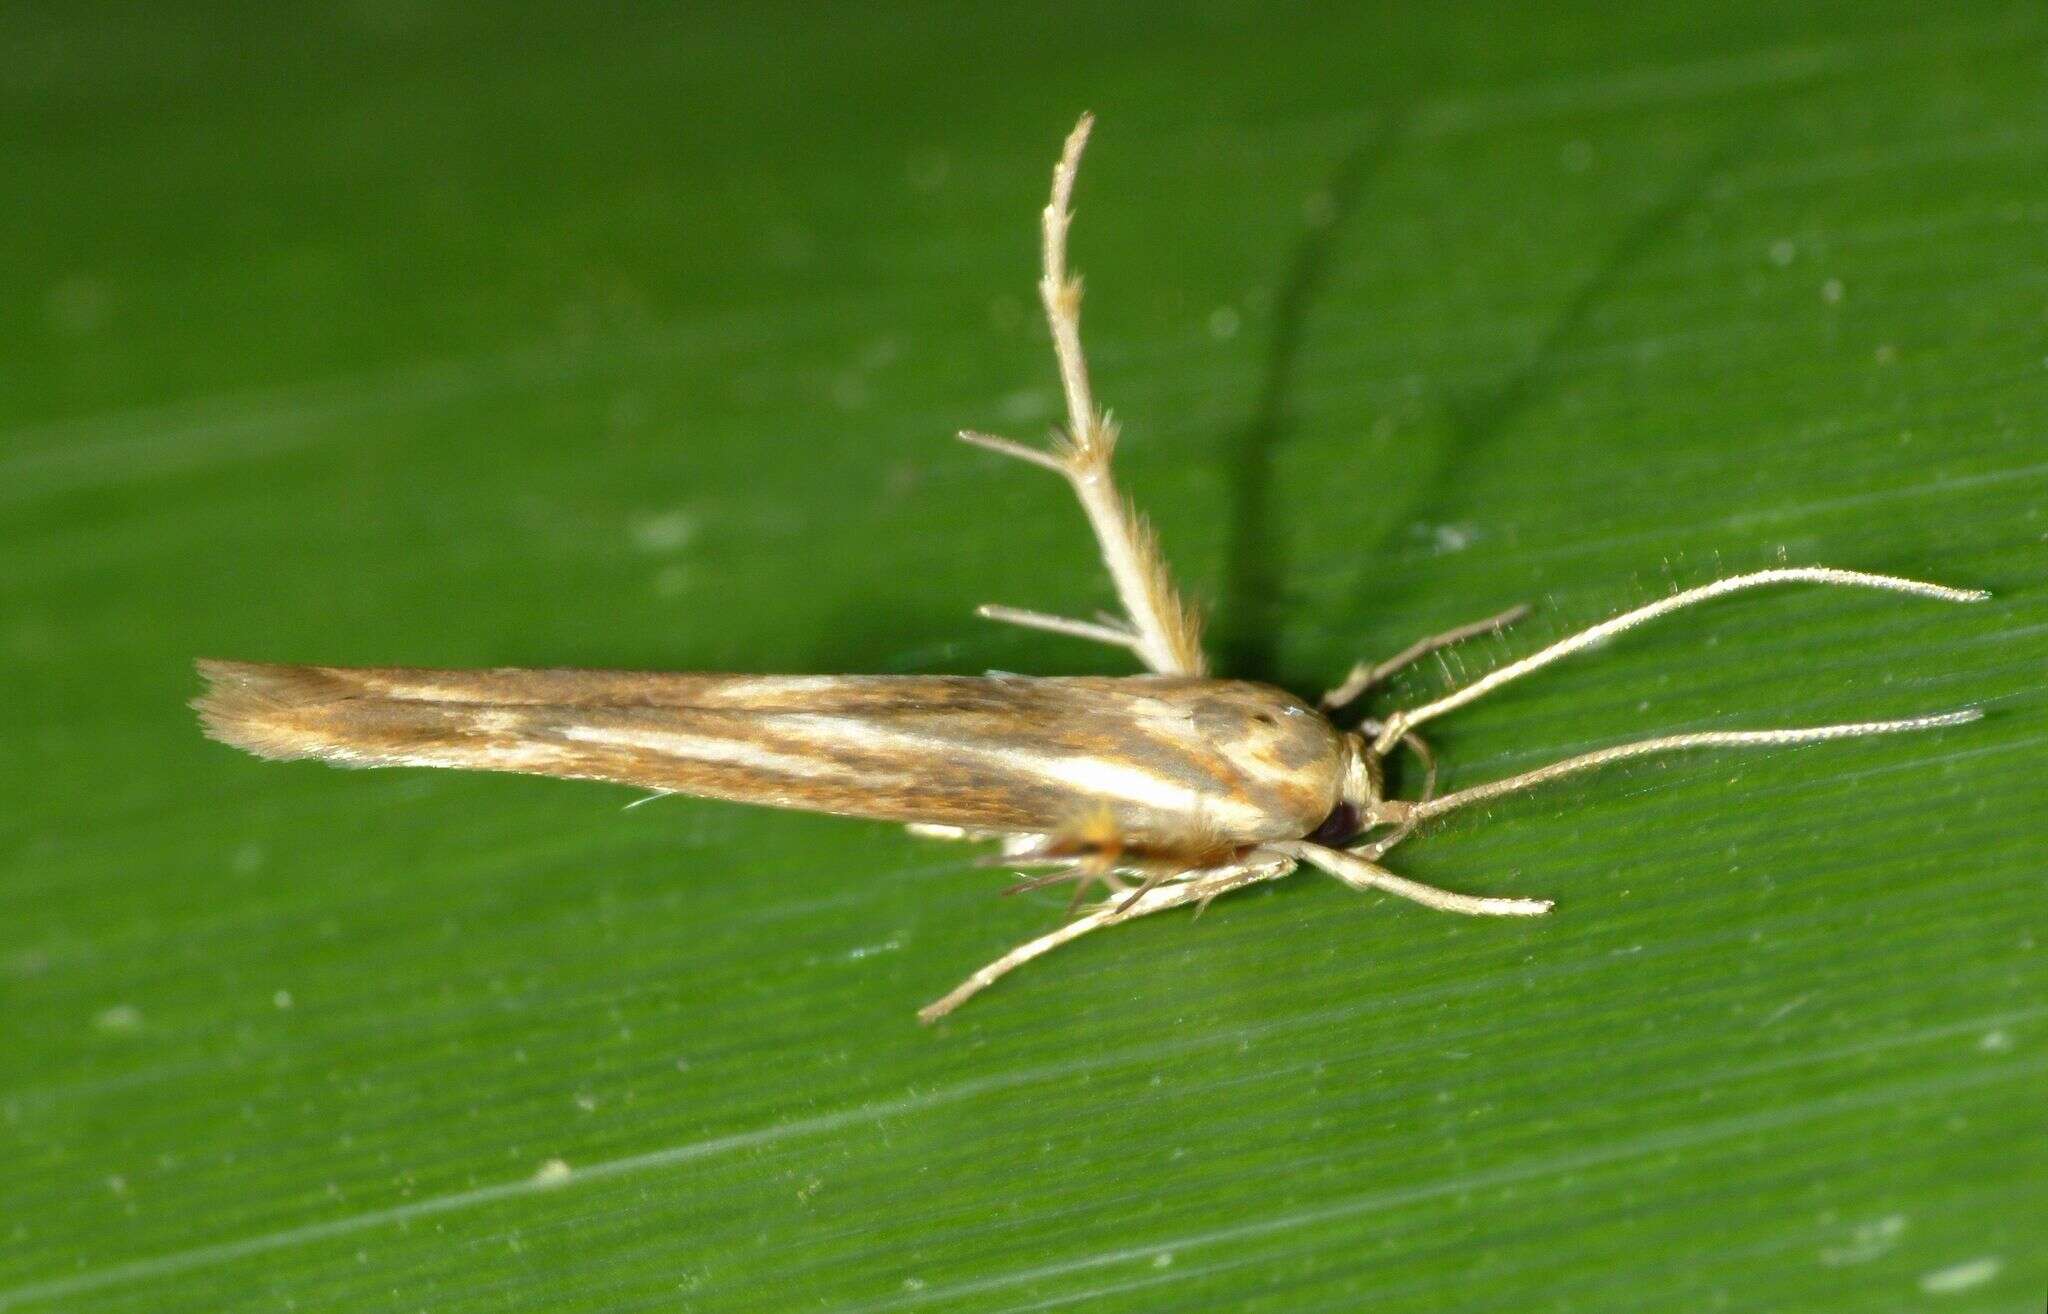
xmin=4 ymin=3 xmax=2042 ymax=1310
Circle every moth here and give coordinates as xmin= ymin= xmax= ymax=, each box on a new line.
xmin=196 ymin=115 xmax=1986 ymax=1022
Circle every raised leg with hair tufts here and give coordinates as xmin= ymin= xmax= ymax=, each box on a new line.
xmin=962 ymin=114 xmax=1208 ymax=678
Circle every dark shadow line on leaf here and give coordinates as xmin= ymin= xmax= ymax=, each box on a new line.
xmin=1343 ymin=136 xmax=1741 ymax=637
xmin=1211 ymin=114 xmax=1409 ymax=685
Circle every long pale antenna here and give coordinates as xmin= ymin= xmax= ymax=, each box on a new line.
xmin=1374 ymin=568 xmax=1986 ymax=753
xmin=1404 ymin=709 xmax=1981 ymax=825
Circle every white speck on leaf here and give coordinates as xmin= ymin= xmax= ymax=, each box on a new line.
xmin=94 ymin=1004 xmax=142 ymax=1033
xmin=1431 ymin=522 xmax=1477 ymax=554
xmin=531 ymin=1158 xmax=573 ymax=1188
xmin=843 ymin=938 xmax=903 ymax=962
xmin=1976 ymin=1029 xmax=2012 ymax=1053
xmin=1757 ymin=992 xmax=1813 ymax=1027
xmin=1918 ymin=1256 xmax=2000 ymax=1294
xmin=629 ymin=509 xmax=698 ymax=554
xmin=1818 ymin=1214 xmax=1905 ymax=1265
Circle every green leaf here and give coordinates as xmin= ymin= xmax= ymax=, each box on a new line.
xmin=4 ymin=5 xmax=2040 ymax=1311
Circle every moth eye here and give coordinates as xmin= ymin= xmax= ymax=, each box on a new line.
xmin=1308 ymin=803 xmax=1361 ymax=845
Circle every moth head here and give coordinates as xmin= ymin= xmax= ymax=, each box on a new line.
xmin=1304 ymin=732 xmax=1384 ymax=845
xmin=1321 ymin=728 xmax=1423 ymax=845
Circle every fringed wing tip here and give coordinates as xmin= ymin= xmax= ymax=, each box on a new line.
xmin=191 ymin=659 xmax=342 ymax=762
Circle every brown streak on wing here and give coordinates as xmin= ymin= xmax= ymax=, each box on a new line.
xmin=193 ymin=661 xmax=1345 ymax=847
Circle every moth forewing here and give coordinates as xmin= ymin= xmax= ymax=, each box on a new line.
xmin=194 ymin=661 xmax=1350 ymax=855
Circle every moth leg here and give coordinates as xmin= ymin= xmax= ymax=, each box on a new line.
xmin=975 ymin=604 xmax=1140 ymax=654
xmin=919 ymin=904 xmax=1125 ymax=1024
xmin=1320 ymin=604 xmax=1530 ymax=712
xmin=919 ymin=856 xmax=1294 ymax=1022
xmin=1007 ymin=866 xmax=1136 ymax=915
xmin=958 ymin=115 xmax=1206 ymax=678
xmin=1346 ymin=727 xmax=1437 ymax=860
xmin=1111 ymin=869 xmax=1174 ymax=914
xmin=984 ymin=847 xmax=1134 ymax=910
xmin=1274 ymin=841 xmax=1553 ymax=917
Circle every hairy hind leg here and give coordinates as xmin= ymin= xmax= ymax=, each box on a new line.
xmin=961 ymin=115 xmax=1207 ymax=677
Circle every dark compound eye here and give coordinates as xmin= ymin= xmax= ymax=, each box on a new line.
xmin=1308 ymin=802 xmax=1360 ymax=845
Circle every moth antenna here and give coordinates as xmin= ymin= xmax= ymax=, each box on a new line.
xmin=1376 ymin=568 xmax=1987 ymax=752
xmin=1403 ymin=710 xmax=1982 ymax=825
